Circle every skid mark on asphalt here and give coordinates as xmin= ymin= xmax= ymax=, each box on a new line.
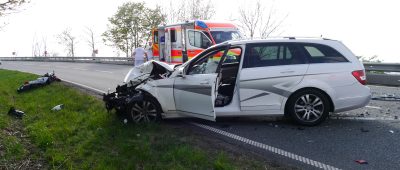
xmin=190 ymin=122 xmax=341 ymax=170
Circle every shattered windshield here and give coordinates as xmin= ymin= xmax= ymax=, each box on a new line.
xmin=211 ymin=31 xmax=241 ymax=44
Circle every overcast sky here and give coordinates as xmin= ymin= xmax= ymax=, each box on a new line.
xmin=0 ymin=0 xmax=399 ymax=62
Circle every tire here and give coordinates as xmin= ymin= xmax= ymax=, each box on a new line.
xmin=129 ymin=96 xmax=162 ymax=123
xmin=286 ymin=89 xmax=331 ymax=126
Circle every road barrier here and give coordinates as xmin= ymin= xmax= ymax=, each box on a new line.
xmin=0 ymin=56 xmax=134 ymax=65
xmin=1 ymin=57 xmax=399 ymax=86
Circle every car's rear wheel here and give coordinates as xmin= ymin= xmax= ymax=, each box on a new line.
xmin=286 ymin=89 xmax=330 ymax=126
xmin=129 ymin=96 xmax=162 ymax=123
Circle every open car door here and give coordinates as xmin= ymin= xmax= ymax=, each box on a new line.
xmin=174 ymin=73 xmax=217 ymax=121
xmin=173 ymin=46 xmax=229 ymax=121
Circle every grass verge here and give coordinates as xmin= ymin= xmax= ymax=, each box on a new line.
xmin=0 ymin=69 xmax=265 ymax=169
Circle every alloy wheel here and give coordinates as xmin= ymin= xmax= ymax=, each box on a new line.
xmin=294 ymin=94 xmax=324 ymax=122
xmin=130 ymin=100 xmax=159 ymax=123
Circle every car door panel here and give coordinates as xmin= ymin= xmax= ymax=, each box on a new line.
xmin=174 ymin=74 xmax=217 ymax=120
xmin=240 ymin=65 xmax=308 ymax=110
xmin=239 ymin=43 xmax=309 ymax=111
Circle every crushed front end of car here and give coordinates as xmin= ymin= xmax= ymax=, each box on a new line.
xmin=103 ymin=61 xmax=174 ymax=117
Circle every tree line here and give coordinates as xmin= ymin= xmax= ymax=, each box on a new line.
xmin=1 ymin=0 xmax=287 ymax=57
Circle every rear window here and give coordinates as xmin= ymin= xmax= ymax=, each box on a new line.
xmin=302 ymin=44 xmax=348 ymax=63
xmin=243 ymin=43 xmax=306 ymax=68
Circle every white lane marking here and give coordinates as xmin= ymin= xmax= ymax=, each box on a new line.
xmin=365 ymin=105 xmax=382 ymax=109
xmin=190 ymin=122 xmax=341 ymax=170
xmin=72 ymin=68 xmax=87 ymax=71
xmin=22 ymin=64 xmax=34 ymax=66
xmin=61 ymin=79 xmax=106 ymax=94
xmin=95 ymin=70 xmax=113 ymax=74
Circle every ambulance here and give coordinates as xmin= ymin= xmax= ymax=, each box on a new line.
xmin=151 ymin=20 xmax=242 ymax=63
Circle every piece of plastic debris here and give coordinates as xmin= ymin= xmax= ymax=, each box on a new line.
xmin=51 ymin=104 xmax=64 ymax=111
xmin=8 ymin=107 xmax=25 ymax=118
xmin=355 ymin=160 xmax=368 ymax=164
xmin=395 ymin=116 xmax=398 ymax=119
xmin=389 ymin=130 xmax=394 ymax=133
xmin=136 ymin=133 xmax=140 ymax=137
xmin=360 ymin=128 xmax=369 ymax=132
xmin=297 ymin=127 xmax=305 ymax=130
xmin=123 ymin=119 xmax=128 ymax=124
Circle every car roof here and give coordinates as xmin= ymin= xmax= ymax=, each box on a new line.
xmin=222 ymin=37 xmax=340 ymax=46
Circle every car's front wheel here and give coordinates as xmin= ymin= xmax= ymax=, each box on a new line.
xmin=129 ymin=96 xmax=162 ymax=123
xmin=286 ymin=89 xmax=330 ymax=126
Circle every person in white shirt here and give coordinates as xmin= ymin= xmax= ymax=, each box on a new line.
xmin=132 ymin=47 xmax=147 ymax=66
xmin=146 ymin=42 xmax=153 ymax=61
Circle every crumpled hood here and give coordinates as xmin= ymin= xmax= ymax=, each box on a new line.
xmin=123 ymin=60 xmax=175 ymax=83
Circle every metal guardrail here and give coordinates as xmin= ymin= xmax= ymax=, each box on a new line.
xmin=1 ymin=57 xmax=399 ymax=86
xmin=0 ymin=57 xmax=134 ymax=65
xmin=364 ymin=63 xmax=400 ymax=72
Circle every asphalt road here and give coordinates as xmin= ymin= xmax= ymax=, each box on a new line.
xmin=2 ymin=61 xmax=400 ymax=170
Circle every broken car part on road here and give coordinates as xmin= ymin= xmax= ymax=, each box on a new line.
xmin=8 ymin=107 xmax=25 ymax=118
xmin=17 ymin=72 xmax=61 ymax=92
xmin=371 ymin=94 xmax=400 ymax=101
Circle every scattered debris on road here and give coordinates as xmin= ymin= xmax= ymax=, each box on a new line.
xmin=371 ymin=94 xmax=400 ymax=101
xmin=51 ymin=104 xmax=64 ymax=111
xmin=8 ymin=107 xmax=25 ymax=118
xmin=389 ymin=130 xmax=394 ymax=134
xmin=297 ymin=127 xmax=305 ymax=130
xmin=17 ymin=72 xmax=61 ymax=93
xmin=360 ymin=128 xmax=369 ymax=132
xmin=355 ymin=160 xmax=368 ymax=164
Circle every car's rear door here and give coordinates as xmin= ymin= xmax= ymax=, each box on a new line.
xmin=239 ymin=43 xmax=309 ymax=111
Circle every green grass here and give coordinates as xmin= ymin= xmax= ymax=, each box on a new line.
xmin=0 ymin=69 xmax=264 ymax=169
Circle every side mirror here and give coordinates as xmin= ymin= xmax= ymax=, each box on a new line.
xmin=177 ymin=69 xmax=185 ymax=78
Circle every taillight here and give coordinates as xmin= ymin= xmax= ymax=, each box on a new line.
xmin=352 ymin=70 xmax=366 ymax=85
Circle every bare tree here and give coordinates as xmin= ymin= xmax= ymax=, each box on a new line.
xmin=1 ymin=0 xmax=28 ymax=29
xmin=0 ymin=0 xmax=27 ymax=16
xmin=31 ymin=34 xmax=41 ymax=57
xmin=85 ymin=27 xmax=97 ymax=57
xmin=42 ymin=36 xmax=48 ymax=57
xmin=238 ymin=1 xmax=262 ymax=39
xmin=238 ymin=0 xmax=287 ymax=39
xmin=57 ymin=28 xmax=77 ymax=57
xmin=164 ymin=0 xmax=215 ymax=23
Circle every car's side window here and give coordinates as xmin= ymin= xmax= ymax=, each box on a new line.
xmin=188 ymin=50 xmax=222 ymax=75
xmin=302 ymin=44 xmax=348 ymax=63
xmin=243 ymin=43 xmax=305 ymax=68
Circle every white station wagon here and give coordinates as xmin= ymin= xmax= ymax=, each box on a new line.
xmin=104 ymin=38 xmax=371 ymax=126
